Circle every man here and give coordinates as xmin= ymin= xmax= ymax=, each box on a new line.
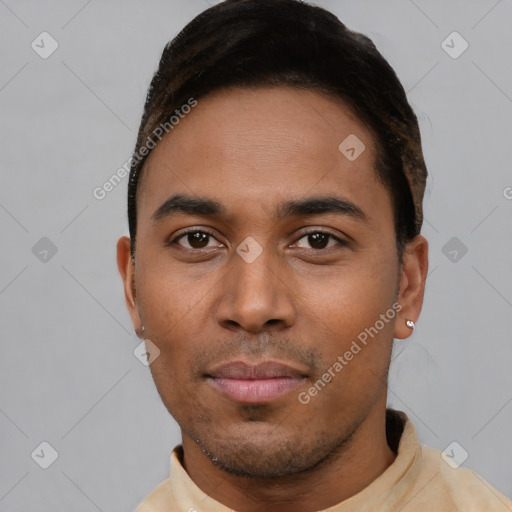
xmin=117 ymin=0 xmax=512 ymax=510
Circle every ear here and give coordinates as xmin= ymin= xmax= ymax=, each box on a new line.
xmin=394 ymin=234 xmax=428 ymax=339
xmin=117 ymin=236 xmax=142 ymax=336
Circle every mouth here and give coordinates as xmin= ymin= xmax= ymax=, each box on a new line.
xmin=205 ymin=361 xmax=307 ymax=404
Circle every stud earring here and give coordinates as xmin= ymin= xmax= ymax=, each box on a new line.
xmin=406 ymin=320 xmax=415 ymax=330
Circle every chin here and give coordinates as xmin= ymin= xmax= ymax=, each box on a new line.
xmin=193 ymin=424 xmax=343 ymax=480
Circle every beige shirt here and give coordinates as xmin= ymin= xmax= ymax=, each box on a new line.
xmin=135 ymin=409 xmax=512 ymax=511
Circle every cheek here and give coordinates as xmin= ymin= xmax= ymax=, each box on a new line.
xmin=295 ymin=252 xmax=398 ymax=398
xmin=300 ymin=255 xmax=398 ymax=335
xmin=138 ymin=245 xmax=208 ymax=313
xmin=135 ymin=263 xmax=214 ymax=364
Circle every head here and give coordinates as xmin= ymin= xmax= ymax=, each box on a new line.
xmin=118 ymin=0 xmax=428 ymax=480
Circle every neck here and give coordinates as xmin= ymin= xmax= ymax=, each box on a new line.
xmin=181 ymin=402 xmax=397 ymax=512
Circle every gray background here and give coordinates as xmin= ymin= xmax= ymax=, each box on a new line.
xmin=1 ymin=0 xmax=511 ymax=510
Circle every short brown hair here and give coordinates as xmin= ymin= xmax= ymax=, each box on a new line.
xmin=127 ymin=0 xmax=427 ymax=259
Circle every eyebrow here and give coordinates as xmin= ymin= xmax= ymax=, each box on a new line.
xmin=151 ymin=194 xmax=368 ymax=223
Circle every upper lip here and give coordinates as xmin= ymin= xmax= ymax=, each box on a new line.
xmin=206 ymin=361 xmax=307 ymax=380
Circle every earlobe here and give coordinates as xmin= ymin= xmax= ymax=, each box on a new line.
xmin=394 ymin=235 xmax=428 ymax=339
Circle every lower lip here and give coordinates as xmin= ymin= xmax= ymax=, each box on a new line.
xmin=208 ymin=377 xmax=304 ymax=403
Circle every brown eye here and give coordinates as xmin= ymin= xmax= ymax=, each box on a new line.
xmin=295 ymin=231 xmax=345 ymax=250
xmin=174 ymin=230 xmax=222 ymax=249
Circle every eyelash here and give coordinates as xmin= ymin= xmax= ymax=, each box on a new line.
xmin=168 ymin=228 xmax=348 ymax=251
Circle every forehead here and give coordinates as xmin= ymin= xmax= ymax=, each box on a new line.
xmin=137 ymin=86 xmax=387 ymax=221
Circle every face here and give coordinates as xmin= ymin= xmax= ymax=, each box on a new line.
xmin=118 ymin=86 xmax=426 ymax=479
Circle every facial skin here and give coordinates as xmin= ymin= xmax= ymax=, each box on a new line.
xmin=117 ymin=86 xmax=428 ymax=512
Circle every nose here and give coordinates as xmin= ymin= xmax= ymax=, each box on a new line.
xmin=215 ymin=249 xmax=296 ymax=333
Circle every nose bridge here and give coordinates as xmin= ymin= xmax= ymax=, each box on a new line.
xmin=216 ymin=242 xmax=295 ymax=332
